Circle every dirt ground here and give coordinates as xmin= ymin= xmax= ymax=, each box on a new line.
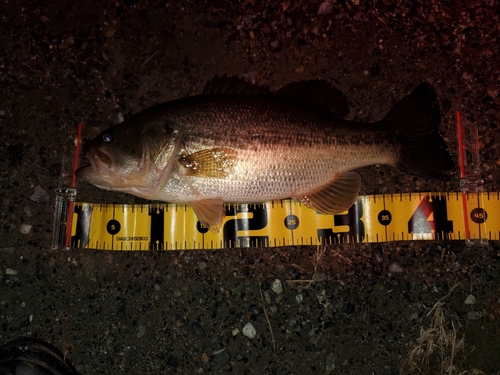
xmin=1 ymin=1 xmax=500 ymax=374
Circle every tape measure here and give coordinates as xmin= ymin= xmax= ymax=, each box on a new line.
xmin=52 ymin=191 xmax=494 ymax=251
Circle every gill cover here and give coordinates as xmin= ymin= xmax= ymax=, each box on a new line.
xmin=77 ymin=120 xmax=180 ymax=192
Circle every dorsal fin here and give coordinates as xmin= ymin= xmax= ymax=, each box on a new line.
xmin=202 ymin=74 xmax=271 ymax=95
xmin=202 ymin=75 xmax=349 ymax=118
xmin=274 ymin=80 xmax=349 ymax=118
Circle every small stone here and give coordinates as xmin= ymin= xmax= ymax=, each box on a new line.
xmin=29 ymin=185 xmax=50 ymax=203
xmin=464 ymin=295 xmax=476 ymax=305
xmin=20 ymin=224 xmax=32 ymax=234
xmin=295 ymin=294 xmax=303 ymax=303
xmin=242 ymin=322 xmax=257 ymax=339
xmin=24 ymin=206 xmax=32 ymax=217
xmin=269 ymin=40 xmax=281 ymax=52
xmin=295 ymin=65 xmax=305 ymax=74
xmin=318 ymin=2 xmax=333 ymax=15
xmin=271 ymin=279 xmax=283 ymax=294
xmin=212 ymin=348 xmax=229 ymax=364
xmin=487 ymin=89 xmax=498 ymax=99
xmin=105 ymin=28 xmax=116 ymax=37
xmin=192 ymin=322 xmax=204 ymax=336
xmin=264 ymin=290 xmax=272 ymax=305
xmin=388 ymin=260 xmax=404 ymax=273
xmin=326 ymin=352 xmax=335 ymax=372
xmin=467 ymin=311 xmax=482 ymax=320
xmin=201 ymin=352 xmax=209 ymax=363
xmin=232 ymin=327 xmax=240 ymax=336
xmin=136 ymin=325 xmax=146 ymax=338
xmin=5 ymin=268 xmax=18 ymax=275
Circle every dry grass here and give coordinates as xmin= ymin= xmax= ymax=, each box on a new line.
xmin=402 ymin=285 xmax=487 ymax=375
xmin=286 ymin=245 xmax=328 ymax=288
xmin=404 ymin=301 xmax=465 ymax=374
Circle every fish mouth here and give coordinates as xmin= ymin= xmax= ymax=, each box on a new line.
xmin=76 ymin=146 xmax=118 ymax=184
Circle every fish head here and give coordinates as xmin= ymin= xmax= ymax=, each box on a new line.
xmin=77 ymin=120 xmax=180 ymax=196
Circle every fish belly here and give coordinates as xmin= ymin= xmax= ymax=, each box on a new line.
xmin=155 ymin=142 xmax=397 ymax=204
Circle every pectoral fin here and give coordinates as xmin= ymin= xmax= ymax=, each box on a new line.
xmin=191 ymin=197 xmax=226 ymax=228
xmin=293 ymin=171 xmax=361 ymax=214
xmin=180 ymin=148 xmax=237 ymax=178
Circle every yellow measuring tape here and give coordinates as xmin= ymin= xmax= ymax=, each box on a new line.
xmin=55 ymin=191 xmax=495 ymax=251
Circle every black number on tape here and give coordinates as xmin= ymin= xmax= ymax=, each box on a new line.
xmin=317 ymin=199 xmax=365 ymax=243
xmin=378 ymin=209 xmax=392 ymax=226
xmin=149 ymin=207 xmax=164 ymax=250
xmin=470 ymin=207 xmax=487 ymax=224
xmin=71 ymin=204 xmax=92 ymax=248
xmin=223 ymin=204 xmax=269 ymax=247
xmin=285 ymin=214 xmax=299 ymax=230
xmin=106 ymin=219 xmax=121 ymax=235
xmin=407 ymin=196 xmax=453 ymax=239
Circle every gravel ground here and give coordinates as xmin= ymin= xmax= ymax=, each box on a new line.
xmin=1 ymin=1 xmax=500 ymax=374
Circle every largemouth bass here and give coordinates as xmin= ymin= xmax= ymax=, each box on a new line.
xmin=77 ymin=76 xmax=454 ymax=226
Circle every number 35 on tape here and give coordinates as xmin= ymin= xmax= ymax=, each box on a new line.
xmin=67 ymin=192 xmax=497 ymax=251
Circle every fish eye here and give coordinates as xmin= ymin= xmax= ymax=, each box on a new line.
xmin=102 ymin=134 xmax=113 ymax=143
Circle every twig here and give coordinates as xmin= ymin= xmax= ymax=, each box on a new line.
xmin=285 ymin=279 xmax=315 ymax=284
xmin=259 ymin=285 xmax=276 ymax=352
xmin=426 ymin=284 xmax=458 ymax=318
xmin=140 ymin=51 xmax=158 ymax=68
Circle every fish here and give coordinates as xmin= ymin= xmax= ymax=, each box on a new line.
xmin=76 ymin=75 xmax=454 ymax=227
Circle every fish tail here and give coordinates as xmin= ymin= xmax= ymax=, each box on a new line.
xmin=382 ymin=83 xmax=455 ymax=180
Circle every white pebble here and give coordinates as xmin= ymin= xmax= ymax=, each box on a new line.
xmin=271 ymin=279 xmax=283 ymax=294
xmin=29 ymin=185 xmax=50 ymax=203
xmin=242 ymin=322 xmax=256 ymax=339
xmin=464 ymin=295 xmax=476 ymax=305
xmin=296 ymin=294 xmax=304 ymax=303
xmin=232 ymin=328 xmax=240 ymax=336
xmin=6 ymin=268 xmax=18 ymax=275
xmin=20 ymin=224 xmax=33 ymax=234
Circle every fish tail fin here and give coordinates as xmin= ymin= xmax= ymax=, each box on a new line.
xmin=382 ymin=83 xmax=455 ymax=180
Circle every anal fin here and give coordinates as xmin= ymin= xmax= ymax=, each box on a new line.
xmin=191 ymin=197 xmax=226 ymax=228
xmin=293 ymin=171 xmax=361 ymax=214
